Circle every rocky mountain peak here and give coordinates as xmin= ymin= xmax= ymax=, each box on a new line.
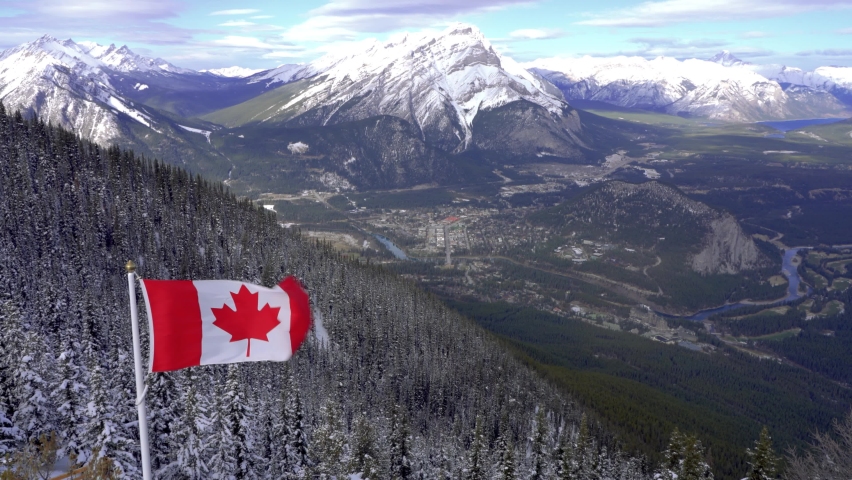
xmin=708 ymin=50 xmax=747 ymax=67
xmin=245 ymin=23 xmax=571 ymax=153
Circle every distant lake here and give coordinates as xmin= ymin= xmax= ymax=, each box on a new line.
xmin=758 ymin=117 xmax=846 ymax=132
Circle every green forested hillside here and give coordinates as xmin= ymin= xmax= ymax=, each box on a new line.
xmin=448 ymin=300 xmax=852 ymax=480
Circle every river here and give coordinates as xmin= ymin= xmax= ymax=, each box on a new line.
xmin=374 ymin=234 xmax=408 ymax=260
xmin=661 ymin=247 xmax=812 ymax=321
xmin=375 ymin=232 xmax=826 ymax=321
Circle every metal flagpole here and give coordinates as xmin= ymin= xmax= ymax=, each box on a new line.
xmin=126 ymin=260 xmax=153 ymax=480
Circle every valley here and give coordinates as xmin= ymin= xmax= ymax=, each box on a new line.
xmin=260 ymin=103 xmax=852 ymax=478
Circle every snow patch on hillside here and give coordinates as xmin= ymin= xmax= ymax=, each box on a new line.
xmin=201 ymin=66 xmax=263 ymax=78
xmin=178 ymin=125 xmax=212 ymax=143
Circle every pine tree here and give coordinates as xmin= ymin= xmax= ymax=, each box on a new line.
xmin=680 ymin=434 xmax=713 ymax=480
xmin=495 ymin=430 xmax=516 ymax=480
xmin=208 ymin=378 xmax=235 ymax=480
xmin=658 ymin=429 xmax=713 ymax=480
xmin=50 ymin=336 xmax=87 ymax=460
xmin=528 ymin=409 xmax=550 ymax=480
xmin=284 ymin=384 xmax=310 ymax=479
xmin=0 ymin=299 xmax=23 ymax=453
xmin=658 ymin=428 xmax=685 ymax=480
xmin=310 ymin=399 xmax=347 ymax=479
xmin=389 ymin=406 xmax=412 ymax=480
xmin=12 ymin=328 xmax=54 ymax=443
xmin=349 ymin=413 xmax=380 ymax=479
xmin=250 ymin=397 xmax=275 ymax=479
xmin=173 ymin=373 xmax=209 ymax=479
xmin=463 ymin=415 xmax=487 ymax=480
xmin=555 ymin=429 xmax=575 ymax=480
xmin=746 ymin=426 xmax=778 ymax=480
xmin=82 ymin=364 xmax=136 ymax=477
xmin=225 ymin=365 xmax=251 ymax=479
xmin=147 ymin=371 xmax=180 ymax=476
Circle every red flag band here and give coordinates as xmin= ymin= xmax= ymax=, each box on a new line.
xmin=139 ymin=276 xmax=311 ymax=372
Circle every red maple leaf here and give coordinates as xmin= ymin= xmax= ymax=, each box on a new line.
xmin=211 ymin=285 xmax=281 ymax=357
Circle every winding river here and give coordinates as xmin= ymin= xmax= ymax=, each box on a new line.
xmin=661 ymin=247 xmax=811 ymax=321
xmin=374 ymin=232 xmax=831 ymax=322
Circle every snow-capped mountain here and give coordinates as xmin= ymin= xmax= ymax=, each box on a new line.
xmin=526 ymin=53 xmax=849 ymax=122
xmin=201 ymin=66 xmax=263 ymax=78
xmin=0 ymin=35 xmax=162 ymax=144
xmin=708 ymin=50 xmax=748 ymax=67
xmin=224 ymin=24 xmax=584 ymax=156
xmin=749 ymin=64 xmax=852 ymax=104
xmin=76 ymin=41 xmax=193 ymax=75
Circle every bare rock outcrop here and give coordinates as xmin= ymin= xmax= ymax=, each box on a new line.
xmin=691 ymin=216 xmax=761 ymax=275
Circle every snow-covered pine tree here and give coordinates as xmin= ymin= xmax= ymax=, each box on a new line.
xmin=658 ymin=428 xmax=684 ymax=480
xmin=349 ymin=413 xmax=380 ymax=479
xmin=12 ymin=327 xmax=55 ymax=443
xmin=495 ymin=430 xmax=516 ymax=480
xmin=225 ymin=365 xmax=252 ymax=479
xmin=463 ymin=415 xmax=487 ymax=480
xmin=107 ymin=347 xmax=141 ymax=478
xmin=554 ymin=427 xmax=575 ymax=480
xmin=529 ymin=409 xmax=550 ymax=480
xmin=208 ymin=377 xmax=236 ymax=480
xmin=50 ymin=334 xmax=87 ymax=459
xmin=83 ymin=364 xmax=137 ymax=477
xmin=147 ymin=371 xmax=180 ymax=476
xmin=680 ymin=435 xmax=713 ymax=480
xmin=173 ymin=372 xmax=209 ymax=479
xmin=389 ymin=405 xmax=413 ymax=480
xmin=658 ymin=429 xmax=713 ymax=480
xmin=249 ymin=395 xmax=275 ymax=479
xmin=0 ymin=298 xmax=23 ymax=453
xmin=745 ymin=426 xmax=778 ymax=480
xmin=309 ymin=398 xmax=347 ymax=479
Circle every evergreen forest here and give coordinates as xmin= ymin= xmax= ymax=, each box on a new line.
xmin=0 ymin=107 xmax=650 ymax=478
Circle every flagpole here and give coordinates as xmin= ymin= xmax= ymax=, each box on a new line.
xmin=126 ymin=260 xmax=153 ymax=480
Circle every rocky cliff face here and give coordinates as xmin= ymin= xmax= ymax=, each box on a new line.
xmin=691 ymin=216 xmax=761 ymax=275
xmin=558 ymin=181 xmax=764 ymax=275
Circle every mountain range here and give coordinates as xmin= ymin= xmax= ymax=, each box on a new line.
xmin=0 ymin=26 xmax=850 ymax=189
xmin=526 ymin=51 xmax=851 ymax=122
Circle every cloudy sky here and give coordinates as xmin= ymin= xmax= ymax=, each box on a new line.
xmin=0 ymin=0 xmax=850 ymax=70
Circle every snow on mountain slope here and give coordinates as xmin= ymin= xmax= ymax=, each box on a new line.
xmin=76 ymin=41 xmax=194 ymax=75
xmin=526 ymin=54 xmax=848 ymax=122
xmin=0 ymin=35 xmax=162 ymax=144
xmin=243 ymin=24 xmax=577 ymax=153
xmin=748 ymin=64 xmax=852 ymax=103
xmin=201 ymin=66 xmax=263 ymax=78
xmin=708 ymin=50 xmax=748 ymax=67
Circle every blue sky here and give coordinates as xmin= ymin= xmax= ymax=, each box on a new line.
xmin=0 ymin=0 xmax=850 ymax=70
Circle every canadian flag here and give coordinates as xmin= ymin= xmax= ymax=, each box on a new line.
xmin=139 ymin=276 xmax=311 ymax=372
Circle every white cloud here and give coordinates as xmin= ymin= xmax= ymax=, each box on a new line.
xmin=576 ymin=0 xmax=852 ymax=27
xmin=839 ymin=27 xmax=852 ymax=34
xmin=219 ymin=20 xmax=256 ymax=27
xmin=210 ymin=9 xmax=260 ymax=16
xmin=212 ymin=36 xmax=275 ymax=49
xmin=281 ymin=0 xmax=535 ymax=42
xmin=262 ymin=50 xmax=308 ymax=59
xmin=508 ymin=28 xmax=564 ymax=40
xmin=14 ymin=0 xmax=180 ymax=19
